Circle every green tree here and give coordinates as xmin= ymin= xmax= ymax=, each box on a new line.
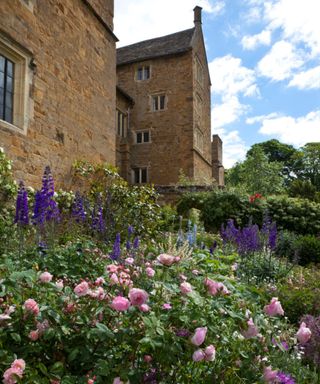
xmin=296 ymin=143 xmax=320 ymax=190
xmin=247 ymin=139 xmax=300 ymax=183
xmin=226 ymin=147 xmax=285 ymax=195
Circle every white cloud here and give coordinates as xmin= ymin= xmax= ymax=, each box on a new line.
xmin=258 ymin=110 xmax=320 ymax=146
xmin=114 ymin=0 xmax=222 ymax=47
xmin=241 ymin=30 xmax=271 ymax=50
xmin=212 ymin=96 xmax=248 ymax=128
xmin=265 ymin=0 xmax=320 ymax=56
xmin=257 ymin=40 xmax=304 ymax=81
xmin=209 ymin=55 xmax=259 ymax=97
xmin=288 ymin=66 xmax=320 ymax=90
xmin=246 ymin=112 xmax=281 ymax=125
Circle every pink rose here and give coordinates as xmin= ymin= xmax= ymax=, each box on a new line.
xmin=157 ymin=253 xmax=176 ymax=266
xmin=192 ymin=349 xmax=205 ymax=362
xmin=11 ymin=359 xmax=25 ymax=372
xmin=24 ymin=299 xmax=39 ymax=316
xmin=74 ymin=281 xmax=89 ymax=297
xmin=296 ymin=322 xmax=312 ymax=344
xmin=204 ymin=345 xmax=216 ymax=361
xmin=111 ymin=296 xmax=130 ymax=311
xmin=264 ymin=297 xmax=284 ymax=317
xmin=28 ymin=330 xmax=39 ymax=341
xmin=110 ymin=273 xmax=119 ymax=285
xmin=107 ymin=264 xmax=118 ymax=273
xmin=129 ymin=288 xmax=148 ymax=306
xmin=205 ymin=278 xmax=229 ymax=296
xmin=39 ymin=271 xmax=53 ymax=283
xmin=191 ymin=327 xmax=207 ymax=346
xmin=242 ymin=318 xmax=259 ymax=339
xmin=50 ymin=380 xmax=61 ymax=384
xmin=139 ymin=304 xmax=150 ymax=312
xmin=113 ymin=378 xmax=125 ymax=384
xmin=192 ymin=269 xmax=199 ymax=275
xmin=162 ymin=303 xmax=172 ymax=310
xmin=144 ymin=355 xmax=152 ymax=363
xmin=55 ymin=280 xmax=64 ymax=289
xmin=180 ymin=282 xmax=193 ymax=294
xmin=263 ymin=366 xmax=278 ymax=382
xmin=146 ymin=267 xmax=155 ymax=277
xmin=95 ymin=277 xmax=105 ymax=286
xmin=125 ymin=257 xmax=135 ymax=265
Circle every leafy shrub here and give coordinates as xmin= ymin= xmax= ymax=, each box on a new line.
xmin=274 ymin=230 xmax=299 ymax=261
xmin=295 ymin=235 xmax=320 ymax=265
xmin=271 ymin=266 xmax=320 ymax=324
xmin=177 ymin=190 xmax=320 ymax=235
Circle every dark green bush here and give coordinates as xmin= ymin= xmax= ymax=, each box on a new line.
xmin=177 ymin=190 xmax=320 ymax=235
xmin=274 ymin=230 xmax=299 ymax=261
xmin=271 ymin=266 xmax=320 ymax=324
xmin=295 ymin=235 xmax=320 ymax=265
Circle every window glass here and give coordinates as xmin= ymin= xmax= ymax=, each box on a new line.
xmin=136 ymin=132 xmax=142 ymax=143
xmin=143 ymin=131 xmax=149 ymax=142
xmin=0 ymin=54 xmax=14 ymax=124
xmin=141 ymin=168 xmax=147 ymax=183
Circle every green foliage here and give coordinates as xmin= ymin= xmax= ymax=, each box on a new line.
xmin=274 ymin=230 xmax=299 ymax=261
xmin=0 ymin=148 xmax=17 ymax=207
xmin=178 ymin=190 xmax=320 ymax=235
xmin=271 ymin=266 xmax=320 ymax=324
xmin=226 ymin=147 xmax=285 ymax=195
xmin=295 ymin=235 xmax=320 ymax=265
xmin=288 ymin=179 xmax=319 ymax=201
xmin=295 ymin=142 xmax=320 ymax=190
xmin=247 ymin=139 xmax=299 ymax=183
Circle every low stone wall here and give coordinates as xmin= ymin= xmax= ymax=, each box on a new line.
xmin=155 ymin=185 xmax=215 ymax=205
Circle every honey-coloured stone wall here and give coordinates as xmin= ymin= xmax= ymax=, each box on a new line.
xmin=0 ymin=0 xmax=116 ymax=188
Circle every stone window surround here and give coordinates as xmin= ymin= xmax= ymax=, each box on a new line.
xmin=135 ymin=129 xmax=151 ymax=144
xmin=131 ymin=166 xmax=148 ymax=184
xmin=116 ymin=108 xmax=127 ymax=138
xmin=194 ymin=125 xmax=204 ymax=153
xmin=195 ymin=55 xmax=204 ymax=87
xmin=135 ymin=64 xmax=151 ymax=81
xmin=150 ymin=93 xmax=167 ymax=112
xmin=0 ymin=33 xmax=33 ymax=135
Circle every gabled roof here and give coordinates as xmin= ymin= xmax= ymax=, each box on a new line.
xmin=117 ymin=28 xmax=195 ymax=66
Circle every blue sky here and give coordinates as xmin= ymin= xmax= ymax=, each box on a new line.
xmin=115 ymin=0 xmax=320 ymax=168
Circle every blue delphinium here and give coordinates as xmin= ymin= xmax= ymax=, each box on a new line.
xmin=14 ymin=181 xmax=29 ymax=226
xmin=221 ymin=219 xmax=239 ymax=245
xmin=110 ymin=233 xmax=121 ymax=260
xmin=72 ymin=192 xmax=86 ymax=223
xmin=133 ymin=236 xmax=140 ymax=249
xmin=276 ymin=372 xmax=295 ymax=384
xmin=91 ymin=195 xmax=105 ymax=233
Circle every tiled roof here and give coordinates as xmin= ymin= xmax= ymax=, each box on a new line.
xmin=117 ymin=28 xmax=195 ymax=66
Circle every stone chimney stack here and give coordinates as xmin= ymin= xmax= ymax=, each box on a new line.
xmin=193 ymin=6 xmax=202 ymax=25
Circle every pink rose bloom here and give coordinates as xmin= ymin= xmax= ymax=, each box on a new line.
xmin=55 ymin=280 xmax=64 ymax=289
xmin=95 ymin=277 xmax=105 ymax=286
xmin=88 ymin=380 xmax=94 ymax=384
xmin=110 ymin=273 xmax=119 ymax=285
xmin=205 ymin=278 xmax=229 ymax=296
xmin=74 ymin=281 xmax=89 ymax=297
xmin=144 ymin=355 xmax=152 ymax=363
xmin=39 ymin=271 xmax=53 ymax=283
xmin=179 ymin=274 xmax=187 ymax=281
xmin=204 ymin=345 xmax=216 ymax=361
xmin=111 ymin=296 xmax=130 ymax=311
xmin=242 ymin=318 xmax=259 ymax=339
xmin=3 ymin=367 xmax=23 ymax=384
xmin=28 ymin=329 xmax=39 ymax=341
xmin=11 ymin=359 xmax=25 ymax=372
xmin=139 ymin=304 xmax=150 ymax=312
xmin=107 ymin=264 xmax=118 ymax=273
xmin=129 ymin=288 xmax=148 ymax=306
xmin=263 ymin=366 xmax=278 ymax=382
xmin=50 ymin=380 xmax=61 ymax=384
xmin=157 ymin=253 xmax=176 ymax=266
xmin=192 ymin=269 xmax=199 ymax=275
xmin=191 ymin=327 xmax=207 ymax=346
xmin=125 ymin=257 xmax=135 ymax=265
xmin=113 ymin=378 xmax=125 ymax=384
xmin=24 ymin=298 xmax=39 ymax=316
xmin=146 ymin=267 xmax=155 ymax=277
xmin=296 ymin=322 xmax=312 ymax=344
xmin=192 ymin=349 xmax=205 ymax=362
xmin=180 ymin=282 xmax=193 ymax=294
xmin=163 ymin=303 xmax=172 ymax=310
xmin=264 ymin=297 xmax=284 ymax=317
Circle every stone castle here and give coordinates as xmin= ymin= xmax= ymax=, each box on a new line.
xmin=0 ymin=0 xmax=224 ymax=188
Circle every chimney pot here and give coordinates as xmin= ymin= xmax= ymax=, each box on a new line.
xmin=193 ymin=6 xmax=202 ymax=25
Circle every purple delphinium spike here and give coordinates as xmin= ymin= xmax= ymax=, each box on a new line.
xmin=276 ymin=372 xmax=295 ymax=384
xmin=110 ymin=233 xmax=121 ymax=260
xmin=128 ymin=225 xmax=134 ymax=236
xmin=268 ymin=222 xmax=277 ymax=251
xmin=221 ymin=219 xmax=239 ymax=245
xmin=33 ymin=190 xmax=45 ymax=226
xmin=14 ymin=181 xmax=29 ymax=226
xmin=41 ymin=166 xmax=55 ymax=198
xmin=91 ymin=196 xmax=105 ymax=233
xmin=133 ymin=236 xmax=139 ymax=249
xmin=72 ymin=192 xmax=86 ymax=223
xmin=126 ymin=240 xmax=131 ymax=251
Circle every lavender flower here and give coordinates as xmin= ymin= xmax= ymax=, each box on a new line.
xmin=110 ymin=233 xmax=121 ymax=260
xmin=276 ymin=372 xmax=295 ymax=384
xmin=14 ymin=181 xmax=29 ymax=226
